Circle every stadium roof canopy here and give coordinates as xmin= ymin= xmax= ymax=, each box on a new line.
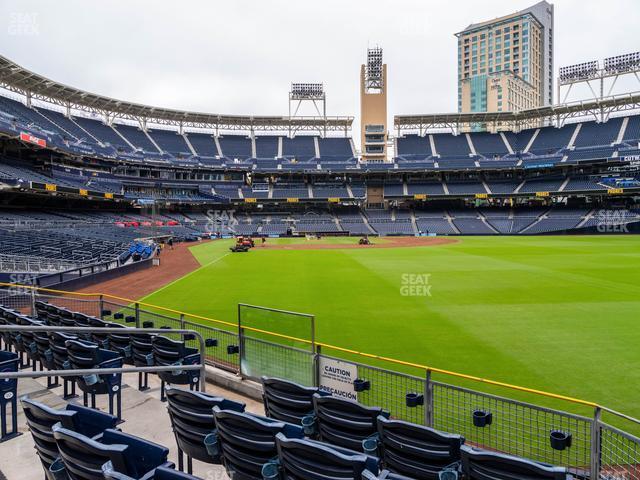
xmin=0 ymin=55 xmax=353 ymax=133
xmin=394 ymin=91 xmax=640 ymax=133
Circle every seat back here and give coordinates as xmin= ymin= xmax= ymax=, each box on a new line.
xmin=102 ymin=465 xmax=200 ymax=480
xmin=377 ymin=416 xmax=464 ymax=480
xmin=48 ymin=332 xmax=79 ymax=370
xmin=153 ymin=336 xmax=199 ymax=385
xmin=313 ymin=393 xmax=388 ymax=451
xmin=261 ymin=376 xmax=321 ymax=424
xmin=131 ymin=333 xmax=155 ymax=366
xmin=52 ymin=424 xmax=129 ymax=479
xmin=274 ymin=433 xmax=379 ymax=480
xmin=460 ymin=445 xmax=569 ymax=480
xmin=165 ymin=386 xmax=245 ymax=463
xmin=21 ymin=397 xmax=118 ymax=475
xmin=152 ymin=336 xmax=189 ymax=364
xmin=212 ymin=406 xmax=304 ymax=479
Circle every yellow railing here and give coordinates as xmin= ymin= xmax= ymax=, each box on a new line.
xmin=1 ymin=282 xmax=598 ymax=409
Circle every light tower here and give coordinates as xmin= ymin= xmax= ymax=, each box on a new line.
xmin=289 ymin=83 xmax=326 ymax=136
xmin=360 ymin=47 xmax=387 ymax=162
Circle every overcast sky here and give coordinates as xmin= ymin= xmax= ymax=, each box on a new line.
xmin=1 ymin=0 xmax=639 ymax=136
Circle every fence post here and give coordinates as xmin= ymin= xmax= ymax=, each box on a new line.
xmin=314 ymin=344 xmax=322 ymax=388
xmin=135 ymin=302 xmax=140 ymax=328
xmin=99 ymin=295 xmax=104 ymax=320
xmin=425 ymin=368 xmax=433 ymax=427
xmin=237 ymin=304 xmax=244 ymax=379
xmin=30 ymin=287 xmax=36 ymax=318
xmin=590 ymin=406 xmax=602 ymax=480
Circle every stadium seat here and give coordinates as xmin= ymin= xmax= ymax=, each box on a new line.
xmin=371 ymin=416 xmax=464 ymax=480
xmin=261 ymin=376 xmax=329 ymax=425
xmin=49 ymin=331 xmax=80 ymax=399
xmin=108 ymin=325 xmax=134 ymax=365
xmin=152 ymin=336 xmax=200 ymax=402
xmin=309 ymin=393 xmax=390 ymax=451
xmin=0 ymin=350 xmax=19 ymax=441
xmin=459 ymin=445 xmax=569 ymax=480
xmin=51 ymin=423 xmax=173 ymax=480
xmin=21 ymin=396 xmax=118 ymax=479
xmin=103 ymin=464 xmax=204 ymax=480
xmin=165 ymin=386 xmax=246 ymax=474
xmin=210 ymin=405 xmax=305 ymax=480
xmin=131 ymin=332 xmax=155 ymax=391
xmin=264 ymin=432 xmax=380 ymax=480
xmin=65 ymin=339 xmax=124 ymax=420
xmin=34 ymin=330 xmax=60 ymax=388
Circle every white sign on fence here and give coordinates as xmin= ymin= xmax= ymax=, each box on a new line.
xmin=318 ymin=356 xmax=358 ymax=401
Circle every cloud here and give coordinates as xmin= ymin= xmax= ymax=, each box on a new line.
xmin=1 ymin=0 xmax=638 ymax=145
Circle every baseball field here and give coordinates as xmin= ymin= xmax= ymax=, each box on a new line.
xmin=140 ymin=235 xmax=640 ymax=419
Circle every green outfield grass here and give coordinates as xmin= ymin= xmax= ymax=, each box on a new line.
xmin=142 ymin=235 xmax=640 ymax=419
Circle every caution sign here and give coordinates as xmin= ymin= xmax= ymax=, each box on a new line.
xmin=536 ymin=191 xmax=550 ymax=197
xmin=245 ymin=198 xmax=257 ymax=203
xmin=328 ymin=197 xmax=340 ymax=203
xmin=287 ymin=198 xmax=299 ymax=203
xmin=607 ymin=188 xmax=624 ymax=195
xmin=79 ymin=189 xmax=88 ymax=196
xmin=475 ymin=193 xmax=488 ymax=199
xmin=414 ymin=194 xmax=427 ymax=200
xmin=104 ymin=192 xmax=114 ymax=199
xmin=318 ymin=357 xmax=358 ymax=401
xmin=45 ymin=183 xmax=57 ymax=192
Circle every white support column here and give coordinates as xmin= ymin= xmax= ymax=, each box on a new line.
xmin=183 ymin=133 xmax=197 ymax=156
xmin=567 ymin=123 xmax=581 ymax=149
xmin=500 ymin=132 xmax=514 ymax=154
xmin=314 ymin=136 xmax=320 ymax=158
xmin=277 ymin=136 xmax=283 ymax=158
xmin=523 ymin=129 xmax=539 ymax=153
xmin=465 ymin=133 xmax=476 ymax=155
xmin=615 ymin=117 xmax=628 ymax=145
xmin=214 ymin=136 xmax=223 ymax=157
xmin=429 ymin=134 xmax=437 ymax=156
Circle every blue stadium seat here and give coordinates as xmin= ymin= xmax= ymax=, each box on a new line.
xmin=49 ymin=332 xmax=80 ymax=399
xmin=460 ymin=445 xmax=569 ymax=480
xmin=265 ymin=432 xmax=380 ymax=480
xmin=65 ymin=339 xmax=124 ymax=420
xmin=371 ymin=416 xmax=464 ymax=480
xmin=165 ymin=386 xmax=245 ymax=474
xmin=0 ymin=349 xmax=19 ymax=441
xmin=51 ymin=423 xmax=173 ymax=480
xmin=152 ymin=336 xmax=201 ymax=402
xmin=309 ymin=393 xmax=390 ymax=451
xmin=131 ymin=332 xmax=155 ymax=391
xmin=210 ymin=406 xmax=304 ymax=480
xmin=21 ymin=396 xmax=118 ymax=479
xmin=103 ymin=465 xmax=203 ymax=480
xmin=261 ymin=376 xmax=329 ymax=425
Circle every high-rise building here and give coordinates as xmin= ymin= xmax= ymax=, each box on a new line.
xmin=360 ymin=47 xmax=387 ymax=162
xmin=456 ymin=1 xmax=554 ymax=121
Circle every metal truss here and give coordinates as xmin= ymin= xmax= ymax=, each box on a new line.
xmin=395 ymin=91 xmax=640 ymax=134
xmin=0 ymin=55 xmax=352 ymax=135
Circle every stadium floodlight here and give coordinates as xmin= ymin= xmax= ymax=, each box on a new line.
xmin=365 ymin=47 xmax=384 ymax=90
xmin=558 ymin=60 xmax=599 ymax=84
xmin=290 ymin=83 xmax=324 ymax=99
xmin=603 ymin=52 xmax=640 ymax=75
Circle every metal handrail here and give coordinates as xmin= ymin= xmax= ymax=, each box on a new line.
xmin=0 ymin=325 xmax=207 ymax=392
